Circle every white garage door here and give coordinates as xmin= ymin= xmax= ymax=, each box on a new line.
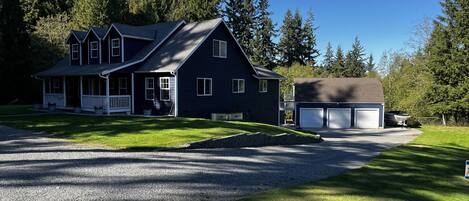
xmin=355 ymin=108 xmax=380 ymax=128
xmin=299 ymin=108 xmax=323 ymax=128
xmin=328 ymin=108 xmax=351 ymax=128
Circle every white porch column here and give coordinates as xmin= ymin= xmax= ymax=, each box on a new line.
xmin=80 ymin=76 xmax=83 ymax=108
xmin=63 ymin=76 xmax=66 ymax=107
xmin=42 ymin=79 xmax=46 ymax=107
xmin=131 ymin=73 xmax=135 ymax=114
xmin=106 ymin=76 xmax=110 ymax=115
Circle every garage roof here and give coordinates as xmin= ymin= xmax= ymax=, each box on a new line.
xmin=294 ymin=78 xmax=384 ymax=103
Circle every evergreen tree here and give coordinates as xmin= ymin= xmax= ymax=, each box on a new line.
xmin=366 ymin=54 xmax=375 ymax=72
xmin=71 ymin=0 xmax=129 ymax=30
xmin=20 ymin=0 xmax=74 ymax=29
xmin=344 ymin=36 xmax=366 ymax=77
xmin=0 ymin=0 xmax=33 ymax=103
xmin=278 ymin=9 xmax=303 ymax=66
xmin=223 ymin=0 xmax=255 ymax=57
xmin=425 ymin=0 xmax=469 ymax=122
xmin=252 ymin=0 xmax=276 ymax=68
xmin=322 ymin=42 xmax=334 ymax=71
xmin=301 ymin=9 xmax=319 ymax=67
xmin=168 ymin=0 xmax=221 ymax=22
xmin=330 ymin=46 xmax=345 ymax=77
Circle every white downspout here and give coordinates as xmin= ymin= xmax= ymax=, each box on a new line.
xmin=173 ymin=71 xmax=178 ymax=117
xmin=131 ymin=73 xmax=135 ymax=114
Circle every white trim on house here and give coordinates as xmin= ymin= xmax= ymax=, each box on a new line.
xmin=159 ymin=77 xmax=170 ymax=101
xmin=101 ymin=21 xmax=185 ymax=75
xmin=144 ymin=77 xmax=155 ymax=100
xmin=212 ymin=39 xmax=227 ymax=58
xmin=259 ymin=79 xmax=268 ymax=93
xmin=174 ymin=72 xmax=178 ymax=116
xmin=71 ymin=44 xmax=79 ymax=60
xmin=90 ymin=41 xmax=99 ymax=59
xmin=232 ymin=79 xmax=245 ymax=93
xmin=111 ymin=38 xmax=120 ymax=57
xmin=121 ymin=37 xmax=124 ymax=62
xmin=196 ymin=78 xmax=212 ymax=96
xmin=252 ymin=75 xmax=287 ymax=80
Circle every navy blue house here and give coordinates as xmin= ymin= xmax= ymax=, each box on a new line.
xmin=294 ymin=78 xmax=385 ymax=129
xmin=35 ymin=18 xmax=285 ymax=125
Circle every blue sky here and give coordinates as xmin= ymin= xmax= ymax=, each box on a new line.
xmin=268 ymin=0 xmax=443 ymax=62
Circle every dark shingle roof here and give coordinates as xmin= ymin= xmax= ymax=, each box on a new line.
xmin=91 ymin=27 xmax=108 ymax=39
xmin=136 ymin=18 xmax=222 ymax=73
xmin=253 ymin=66 xmax=286 ymax=80
xmin=112 ymin=23 xmax=155 ymax=40
xmin=294 ymin=78 xmax=384 ymax=103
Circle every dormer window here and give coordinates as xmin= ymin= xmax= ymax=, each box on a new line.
xmin=213 ymin=39 xmax=227 ymax=58
xmin=90 ymin=41 xmax=99 ymax=59
xmin=111 ymin=38 xmax=120 ymax=57
xmin=71 ymin=44 xmax=79 ymax=60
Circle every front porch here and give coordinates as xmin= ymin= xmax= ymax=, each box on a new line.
xmin=42 ymin=75 xmax=133 ymax=114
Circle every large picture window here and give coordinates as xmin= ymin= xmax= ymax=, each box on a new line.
xmin=232 ymin=79 xmax=245 ymax=93
xmin=71 ymin=44 xmax=79 ymax=60
xmin=90 ymin=41 xmax=99 ymax=59
xmin=259 ymin=79 xmax=268 ymax=92
xmin=213 ymin=39 xmax=227 ymax=58
xmin=197 ymin=78 xmax=212 ymax=96
xmin=111 ymin=38 xmax=120 ymax=57
xmin=145 ymin=77 xmax=154 ymax=100
xmin=160 ymin=77 xmax=170 ymax=101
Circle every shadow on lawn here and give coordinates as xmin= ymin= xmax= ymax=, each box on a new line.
xmin=253 ymin=145 xmax=469 ymax=201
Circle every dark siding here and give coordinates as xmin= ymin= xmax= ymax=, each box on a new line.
xmin=176 ymin=24 xmax=279 ymax=125
xmin=101 ymin=39 xmax=108 ymax=64
xmin=124 ymin=38 xmax=151 ymax=61
xmin=107 ymin=28 xmax=122 ymax=64
xmin=86 ymin=33 xmax=100 ymax=64
xmin=82 ymin=39 xmax=88 ymax=65
xmin=134 ymin=73 xmax=175 ymax=115
xmin=68 ymin=37 xmax=80 ymax=66
xmin=295 ymin=102 xmax=384 ymax=128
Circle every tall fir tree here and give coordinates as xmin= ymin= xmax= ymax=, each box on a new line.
xmin=0 ymin=0 xmax=33 ymax=103
xmin=278 ymin=9 xmax=303 ymax=66
xmin=252 ymin=0 xmax=276 ymax=68
xmin=344 ymin=36 xmax=366 ymax=77
xmin=71 ymin=0 xmax=129 ymax=30
xmin=223 ymin=0 xmax=255 ymax=57
xmin=168 ymin=0 xmax=221 ymax=22
xmin=301 ymin=9 xmax=319 ymax=67
xmin=331 ymin=46 xmax=345 ymax=77
xmin=322 ymin=42 xmax=334 ymax=71
xmin=366 ymin=54 xmax=375 ymax=72
xmin=425 ymin=0 xmax=469 ymax=122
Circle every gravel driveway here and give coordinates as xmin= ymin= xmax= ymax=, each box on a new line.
xmin=0 ymin=126 xmax=420 ymax=201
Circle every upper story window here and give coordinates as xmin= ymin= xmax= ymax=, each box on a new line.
xmin=232 ymin=79 xmax=245 ymax=93
xmin=71 ymin=44 xmax=79 ymax=60
xmin=111 ymin=38 xmax=120 ymax=57
xmin=213 ymin=39 xmax=227 ymax=58
xmin=90 ymin=41 xmax=99 ymax=59
xmin=160 ymin=77 xmax=170 ymax=101
xmin=197 ymin=78 xmax=212 ymax=96
xmin=259 ymin=80 xmax=268 ymax=93
xmin=145 ymin=77 xmax=154 ymax=100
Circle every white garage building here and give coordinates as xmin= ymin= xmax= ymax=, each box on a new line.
xmin=294 ymin=78 xmax=384 ymax=129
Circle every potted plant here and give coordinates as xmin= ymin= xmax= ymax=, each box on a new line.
xmin=143 ymin=102 xmax=153 ymax=117
xmin=48 ymin=103 xmax=56 ymax=112
xmin=94 ymin=106 xmax=103 ymax=115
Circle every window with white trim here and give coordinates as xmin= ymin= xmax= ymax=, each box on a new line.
xmin=52 ymin=78 xmax=61 ymax=93
xmin=145 ymin=77 xmax=154 ymax=100
xmin=213 ymin=39 xmax=227 ymax=58
xmin=71 ymin=44 xmax=79 ymax=60
xmin=111 ymin=38 xmax=120 ymax=57
xmin=197 ymin=78 xmax=212 ymax=96
xmin=160 ymin=77 xmax=170 ymax=101
xmin=90 ymin=41 xmax=99 ymax=59
xmin=118 ymin=77 xmax=128 ymax=95
xmin=259 ymin=79 xmax=268 ymax=92
xmin=232 ymin=79 xmax=245 ymax=93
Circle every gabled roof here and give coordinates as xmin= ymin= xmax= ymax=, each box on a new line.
xmin=65 ymin=30 xmax=87 ymax=43
xmin=84 ymin=27 xmax=108 ymax=40
xmin=253 ymin=66 xmax=286 ymax=80
xmin=103 ymin=23 xmax=157 ymax=40
xmin=36 ymin=21 xmax=185 ymax=77
xmin=294 ymin=78 xmax=384 ymax=103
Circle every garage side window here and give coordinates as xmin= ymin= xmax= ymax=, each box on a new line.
xmin=197 ymin=78 xmax=212 ymax=96
xmin=145 ymin=77 xmax=154 ymax=100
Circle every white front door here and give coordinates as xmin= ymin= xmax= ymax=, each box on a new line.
xmin=328 ymin=108 xmax=351 ymax=128
xmin=355 ymin=108 xmax=380 ymax=128
xmin=299 ymin=108 xmax=323 ymax=128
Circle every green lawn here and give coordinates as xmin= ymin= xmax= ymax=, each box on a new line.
xmin=0 ymin=105 xmax=39 ymax=115
xmin=0 ymin=105 xmax=314 ymax=149
xmin=244 ymin=126 xmax=469 ymax=201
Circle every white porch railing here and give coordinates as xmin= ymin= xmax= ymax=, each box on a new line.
xmin=82 ymin=95 xmax=131 ymax=113
xmin=44 ymin=93 xmax=65 ymax=108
